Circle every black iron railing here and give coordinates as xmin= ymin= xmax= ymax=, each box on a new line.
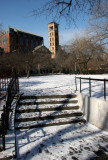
xmin=75 ymin=76 xmax=108 ymax=100
xmin=0 ymin=74 xmax=19 ymax=151
xmin=0 ymin=77 xmax=10 ymax=98
xmin=5 ymin=74 xmax=19 ymax=129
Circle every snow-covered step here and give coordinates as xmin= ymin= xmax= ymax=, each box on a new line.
xmin=18 ymin=98 xmax=78 ymax=105
xmin=15 ymin=116 xmax=86 ymax=129
xmin=19 ymin=97 xmax=77 ymax=103
xmin=15 ymin=110 xmax=83 ymax=121
xmin=16 ymin=103 xmax=80 ymax=113
xmin=20 ymin=94 xmax=77 ymax=100
xmin=15 ymin=94 xmax=86 ymax=130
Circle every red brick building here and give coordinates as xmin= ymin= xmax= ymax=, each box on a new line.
xmin=0 ymin=27 xmax=44 ymax=53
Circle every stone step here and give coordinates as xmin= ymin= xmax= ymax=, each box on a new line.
xmin=15 ymin=94 xmax=85 ymax=130
xmin=15 ymin=117 xmax=86 ymax=129
xmin=15 ymin=112 xmax=82 ymax=122
xmin=15 ymin=112 xmax=83 ymax=122
xmin=17 ymin=102 xmax=79 ymax=109
xmin=19 ymin=97 xmax=77 ymax=103
xmin=20 ymin=94 xmax=77 ymax=100
xmin=18 ymin=99 xmax=78 ymax=106
xmin=16 ymin=103 xmax=79 ymax=113
xmin=15 ymin=110 xmax=83 ymax=122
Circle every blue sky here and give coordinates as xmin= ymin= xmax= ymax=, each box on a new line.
xmin=0 ymin=0 xmax=89 ymax=47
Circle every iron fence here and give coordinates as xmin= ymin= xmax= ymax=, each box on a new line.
xmin=75 ymin=76 xmax=108 ymax=101
xmin=0 ymin=74 xmax=19 ymax=151
xmin=0 ymin=77 xmax=10 ymax=98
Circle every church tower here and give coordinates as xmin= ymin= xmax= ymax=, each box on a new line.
xmin=48 ymin=22 xmax=59 ymax=59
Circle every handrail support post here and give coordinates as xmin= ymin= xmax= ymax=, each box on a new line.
xmin=104 ymin=79 xmax=106 ymax=100
xmin=75 ymin=76 xmax=77 ymax=92
xmin=89 ymin=78 xmax=91 ymax=97
xmin=80 ymin=77 xmax=81 ymax=93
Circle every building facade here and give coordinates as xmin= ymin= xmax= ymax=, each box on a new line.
xmin=0 ymin=27 xmax=44 ymax=53
xmin=48 ymin=22 xmax=59 ymax=59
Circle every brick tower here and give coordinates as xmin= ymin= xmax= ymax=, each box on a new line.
xmin=48 ymin=22 xmax=59 ymax=59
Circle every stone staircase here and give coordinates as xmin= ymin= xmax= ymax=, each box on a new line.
xmin=15 ymin=94 xmax=86 ymax=129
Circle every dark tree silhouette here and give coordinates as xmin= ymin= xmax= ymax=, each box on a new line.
xmin=32 ymin=0 xmax=105 ymax=25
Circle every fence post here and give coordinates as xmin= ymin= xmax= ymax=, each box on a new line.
xmin=104 ymin=79 xmax=106 ymax=100
xmin=89 ymin=78 xmax=91 ymax=97
xmin=1 ymin=113 xmax=5 ymax=150
xmin=17 ymin=77 xmax=19 ymax=93
xmin=80 ymin=77 xmax=81 ymax=93
xmin=75 ymin=76 xmax=77 ymax=91
xmin=3 ymin=105 xmax=7 ymax=134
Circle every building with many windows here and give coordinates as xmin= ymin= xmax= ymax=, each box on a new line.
xmin=48 ymin=22 xmax=59 ymax=59
xmin=0 ymin=27 xmax=44 ymax=53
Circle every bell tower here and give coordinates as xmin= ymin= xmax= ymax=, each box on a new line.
xmin=48 ymin=22 xmax=59 ymax=59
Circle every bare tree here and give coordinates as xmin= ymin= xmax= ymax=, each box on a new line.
xmin=33 ymin=51 xmax=52 ymax=74
xmin=0 ymin=51 xmax=34 ymax=77
xmin=55 ymin=47 xmax=68 ymax=73
xmin=69 ymin=37 xmax=104 ymax=73
xmin=33 ymin=0 xmax=103 ymax=25
xmin=88 ymin=1 xmax=108 ymax=46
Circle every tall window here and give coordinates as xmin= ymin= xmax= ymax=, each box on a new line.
xmin=49 ymin=26 xmax=53 ymax=31
xmin=55 ymin=27 xmax=57 ymax=31
xmin=4 ymin=37 xmax=5 ymax=44
xmin=20 ymin=36 xmax=23 ymax=45
xmin=25 ymin=38 xmax=28 ymax=46
xmin=40 ymin=40 xmax=43 ymax=45
xmin=6 ymin=36 xmax=8 ymax=44
xmin=35 ymin=41 xmax=38 ymax=47
xmin=2 ymin=37 xmax=3 ymax=45
xmin=31 ymin=39 xmax=33 ymax=48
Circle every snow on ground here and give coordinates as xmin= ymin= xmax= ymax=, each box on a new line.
xmin=16 ymin=123 xmax=108 ymax=160
xmin=19 ymin=74 xmax=108 ymax=100
xmin=0 ymin=99 xmax=18 ymax=159
xmin=19 ymin=74 xmax=76 ymax=96
xmin=0 ymin=74 xmax=108 ymax=160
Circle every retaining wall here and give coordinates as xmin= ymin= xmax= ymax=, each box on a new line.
xmin=77 ymin=93 xmax=108 ymax=132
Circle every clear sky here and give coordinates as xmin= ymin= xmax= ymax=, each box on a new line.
xmin=0 ymin=0 xmax=89 ymax=48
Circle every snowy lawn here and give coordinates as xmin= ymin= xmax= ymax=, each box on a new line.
xmin=19 ymin=74 xmax=108 ymax=100
xmin=19 ymin=74 xmax=76 ymax=96
xmin=0 ymin=74 xmax=108 ymax=160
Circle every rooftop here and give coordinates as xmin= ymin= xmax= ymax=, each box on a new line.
xmin=48 ymin=22 xmax=59 ymax=25
xmin=1 ymin=27 xmax=43 ymax=38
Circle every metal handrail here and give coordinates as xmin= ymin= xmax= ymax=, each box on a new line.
xmin=75 ymin=77 xmax=108 ymax=81
xmin=75 ymin=76 xmax=108 ymax=100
